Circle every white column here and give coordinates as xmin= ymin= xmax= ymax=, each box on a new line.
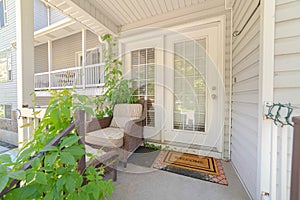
xmin=82 ymin=29 xmax=86 ymax=89
xmin=257 ymin=0 xmax=275 ymax=199
xmin=16 ymin=0 xmax=34 ymax=146
xmin=48 ymin=40 xmax=52 ymax=88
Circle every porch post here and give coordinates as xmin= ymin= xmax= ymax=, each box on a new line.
xmin=48 ymin=40 xmax=52 ymax=88
xmin=82 ymin=29 xmax=86 ymax=89
xmin=16 ymin=0 xmax=34 ymax=146
xmin=257 ymin=0 xmax=275 ymax=199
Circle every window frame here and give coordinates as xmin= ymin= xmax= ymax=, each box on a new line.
xmin=0 ymin=104 xmax=12 ymax=119
xmin=0 ymin=48 xmax=12 ymax=82
xmin=75 ymin=47 xmax=102 ymax=67
xmin=0 ymin=0 xmax=8 ymax=28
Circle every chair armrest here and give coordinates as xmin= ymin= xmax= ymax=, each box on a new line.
xmin=124 ymin=118 xmax=144 ymax=137
xmin=86 ymin=116 xmax=112 ymax=132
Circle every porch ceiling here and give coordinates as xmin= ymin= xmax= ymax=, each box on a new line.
xmin=42 ymin=0 xmax=120 ymax=36
xmin=41 ymin=0 xmax=225 ymax=36
xmin=34 ymin=18 xmax=82 ymax=46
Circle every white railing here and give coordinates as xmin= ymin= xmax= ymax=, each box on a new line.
xmin=18 ymin=108 xmax=46 ymax=147
xmin=34 ymin=63 xmax=105 ymax=90
xmin=50 ymin=67 xmax=82 ymax=89
xmin=85 ymin=64 xmax=106 ymax=87
xmin=268 ymin=106 xmax=300 ymax=200
xmin=34 ymin=72 xmax=49 ymax=89
xmin=269 ymin=124 xmax=293 ymax=200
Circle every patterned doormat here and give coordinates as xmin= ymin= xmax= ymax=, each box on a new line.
xmin=153 ymin=151 xmax=228 ymax=185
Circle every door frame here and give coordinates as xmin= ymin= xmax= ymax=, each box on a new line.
xmin=119 ymin=15 xmax=226 ymax=156
xmin=163 ymin=25 xmax=224 ymax=151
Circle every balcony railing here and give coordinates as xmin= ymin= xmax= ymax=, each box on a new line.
xmin=34 ymin=63 xmax=105 ymax=90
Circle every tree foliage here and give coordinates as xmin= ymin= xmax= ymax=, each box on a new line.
xmin=95 ymin=34 xmax=137 ymax=118
xmin=0 ymin=89 xmax=114 ymax=199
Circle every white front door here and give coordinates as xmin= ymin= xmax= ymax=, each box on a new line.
xmin=163 ymin=24 xmax=224 ymax=153
xmin=121 ymin=18 xmax=225 ymax=154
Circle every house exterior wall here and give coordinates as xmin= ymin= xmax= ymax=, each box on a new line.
xmin=274 ymin=1 xmax=300 ymax=107
xmin=34 ymin=0 xmax=67 ymax=32
xmin=49 ymin=6 xmax=66 ymax=24
xmin=34 ymin=0 xmax=47 ymax=32
xmin=231 ymin=0 xmax=260 ymax=198
xmin=273 ymin=0 xmax=300 ymax=199
xmin=0 ymin=0 xmax=18 ymax=145
xmin=0 ymin=0 xmax=17 ymax=110
xmin=52 ymin=30 xmax=100 ymax=70
xmin=34 ymin=43 xmax=48 ymax=73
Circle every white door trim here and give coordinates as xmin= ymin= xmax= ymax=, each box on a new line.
xmin=119 ymin=15 xmax=226 ymax=157
xmin=257 ymin=0 xmax=275 ymax=199
xmin=163 ymin=20 xmax=225 ymax=155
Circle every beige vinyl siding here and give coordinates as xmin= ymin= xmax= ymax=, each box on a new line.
xmin=231 ymin=0 xmax=260 ymax=198
xmin=34 ymin=43 xmax=48 ymax=73
xmin=273 ymin=0 xmax=300 ymax=199
xmin=0 ymin=0 xmax=17 ymax=110
xmin=34 ymin=0 xmax=48 ymax=31
xmin=52 ymin=31 xmax=100 ymax=70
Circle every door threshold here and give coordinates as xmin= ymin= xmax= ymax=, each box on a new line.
xmin=144 ymin=139 xmax=222 ymax=159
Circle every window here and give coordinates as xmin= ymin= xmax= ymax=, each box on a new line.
xmin=173 ymin=39 xmax=206 ymax=132
xmin=131 ymin=48 xmax=155 ymax=127
xmin=0 ymin=104 xmax=11 ymax=119
xmin=76 ymin=48 xmax=102 ymax=66
xmin=0 ymin=49 xmax=12 ymax=82
xmin=0 ymin=0 xmax=7 ymax=28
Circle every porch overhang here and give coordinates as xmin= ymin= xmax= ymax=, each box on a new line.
xmin=41 ymin=0 xmax=120 ymax=36
xmin=39 ymin=0 xmax=228 ymax=37
xmin=34 ymin=18 xmax=83 ymax=46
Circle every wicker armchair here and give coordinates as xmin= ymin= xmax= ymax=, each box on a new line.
xmin=86 ymin=100 xmax=147 ymax=167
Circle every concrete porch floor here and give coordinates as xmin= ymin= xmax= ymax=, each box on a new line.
xmin=112 ymin=161 xmax=250 ymax=200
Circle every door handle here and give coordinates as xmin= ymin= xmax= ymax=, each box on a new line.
xmin=211 ymin=94 xmax=217 ymax=99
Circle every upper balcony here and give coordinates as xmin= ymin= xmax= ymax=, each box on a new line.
xmin=34 ymin=29 xmax=106 ymax=96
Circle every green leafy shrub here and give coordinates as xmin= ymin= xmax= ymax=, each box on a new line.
xmin=0 ymin=89 xmax=114 ymax=199
xmin=95 ymin=34 xmax=137 ymax=118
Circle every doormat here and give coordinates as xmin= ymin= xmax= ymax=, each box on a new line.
xmin=153 ymin=151 xmax=228 ymax=185
xmin=128 ymin=146 xmax=161 ymax=168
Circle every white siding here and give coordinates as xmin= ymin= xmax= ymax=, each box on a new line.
xmin=34 ymin=0 xmax=67 ymax=32
xmin=34 ymin=0 xmax=48 ymax=31
xmin=49 ymin=7 xmax=66 ymax=25
xmin=52 ymin=31 xmax=100 ymax=70
xmin=0 ymin=0 xmax=17 ymax=110
xmin=272 ymin=1 xmax=300 ymax=199
xmin=231 ymin=0 xmax=260 ymax=198
xmin=34 ymin=43 xmax=48 ymax=73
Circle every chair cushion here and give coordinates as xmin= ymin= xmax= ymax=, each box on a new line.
xmin=85 ymin=127 xmax=124 ymax=148
xmin=110 ymin=104 xmax=143 ymax=128
xmin=85 ymin=145 xmax=106 ymax=162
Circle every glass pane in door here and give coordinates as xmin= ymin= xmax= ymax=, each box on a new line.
xmin=173 ymin=39 xmax=206 ymax=132
xmin=131 ymin=48 xmax=155 ymax=127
